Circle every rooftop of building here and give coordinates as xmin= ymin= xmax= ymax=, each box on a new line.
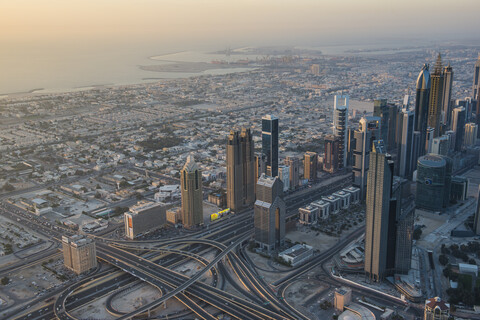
xmin=425 ymin=297 xmax=449 ymax=311
xmin=419 ymin=154 xmax=447 ymax=168
xmin=257 ymin=173 xmax=277 ymax=188
xmin=262 ymin=114 xmax=278 ymax=120
xmin=183 ymin=154 xmax=199 ymax=172
xmin=129 ymin=200 xmax=165 ymax=214
xmin=279 ymin=244 xmax=313 ymax=258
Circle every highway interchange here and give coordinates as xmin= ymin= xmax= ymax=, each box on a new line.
xmin=1 ymin=172 xmax=423 ymax=320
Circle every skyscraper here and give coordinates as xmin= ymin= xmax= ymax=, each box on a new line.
xmin=364 ymin=140 xmax=393 ymax=282
xmin=334 ymin=95 xmax=349 ymax=169
xmin=373 ymin=99 xmax=397 ymax=150
xmin=428 ymin=54 xmax=444 ymax=137
xmin=278 ymin=165 xmax=290 ymax=192
xmin=303 ymin=151 xmax=318 ymax=181
xmin=474 ymin=186 xmax=480 ymax=235
xmin=352 ymin=115 xmax=381 ymax=200
xmin=226 ymin=129 xmax=255 ymax=212
xmin=262 ymin=115 xmax=279 ymax=177
xmin=431 ymin=135 xmax=450 ymax=156
xmin=397 ymin=107 xmax=415 ymax=178
xmin=426 ymin=127 xmax=435 ymax=154
xmin=324 ymin=134 xmax=340 ymax=174
xmin=441 ymin=63 xmax=454 ymax=128
xmin=415 ymin=64 xmax=431 ymax=157
xmin=254 ymin=174 xmax=285 ymax=252
xmin=62 ymin=235 xmax=97 ymax=275
xmin=180 ymin=155 xmax=203 ymax=228
xmin=395 ymin=196 xmax=415 ymax=275
xmin=451 ymin=106 xmax=466 ymax=152
xmin=473 ymin=54 xmax=480 ymax=101
xmin=464 ymin=122 xmax=478 ymax=147
xmin=284 ymin=156 xmax=300 ymax=190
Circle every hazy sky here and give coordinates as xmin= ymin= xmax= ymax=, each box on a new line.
xmin=1 ymin=0 xmax=480 ymax=52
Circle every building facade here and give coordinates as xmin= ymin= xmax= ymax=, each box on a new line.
xmin=62 ymin=235 xmax=97 ymax=275
xmin=284 ymin=156 xmax=300 ymax=190
xmin=334 ymin=95 xmax=349 ymax=168
xmin=226 ymin=129 xmax=255 ymax=212
xmin=262 ymin=115 xmax=279 ymax=177
xmin=424 ymin=297 xmax=450 ymax=320
xmin=303 ymin=151 xmax=318 ymax=181
xmin=364 ymin=140 xmax=393 ymax=282
xmin=278 ymin=165 xmax=290 ymax=192
xmin=416 ymin=154 xmax=449 ymax=211
xmin=254 ymin=174 xmax=285 ymax=252
xmin=451 ymin=106 xmax=466 ymax=151
xmin=464 ymin=122 xmax=478 ymax=147
xmin=124 ymin=201 xmax=166 ymax=239
xmin=428 ymin=54 xmax=444 ymax=137
xmin=397 ymin=107 xmax=415 ymax=178
xmin=415 ymin=64 xmax=431 ymax=157
xmin=324 ymin=134 xmax=340 ymax=173
xmin=180 ymin=155 xmax=204 ymax=228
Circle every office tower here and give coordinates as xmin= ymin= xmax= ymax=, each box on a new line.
xmin=374 ymin=99 xmax=397 ymax=150
xmin=395 ymin=195 xmax=415 ymax=275
xmin=334 ymin=287 xmax=352 ymax=312
xmin=416 ymin=154 xmax=451 ymax=211
xmin=254 ymin=174 xmax=285 ymax=252
xmin=441 ymin=63 xmax=453 ymax=128
xmin=284 ymin=156 xmax=300 ymax=190
xmin=334 ymin=95 xmax=349 ymax=168
xmin=424 ymin=297 xmax=450 ymax=320
xmin=451 ymin=107 xmax=466 ymax=152
xmin=431 ymin=136 xmax=450 ymax=156
xmin=255 ymin=154 xmax=266 ymax=181
xmin=425 ymin=127 xmax=435 ymax=154
xmin=352 ymin=116 xmax=381 ymax=200
xmin=124 ymin=201 xmax=166 ymax=239
xmin=456 ymin=98 xmax=473 ymax=123
xmin=303 ymin=151 xmax=318 ymax=181
xmin=411 ymin=131 xmax=421 ymax=172
xmin=397 ymin=108 xmax=415 ymax=178
xmin=415 ymin=64 xmax=431 ymax=157
xmin=428 ymin=54 xmax=444 ymax=137
xmin=364 ymin=140 xmax=393 ymax=282
xmin=227 ymin=129 xmax=255 ymax=212
xmin=180 ymin=155 xmax=203 ymax=228
xmin=62 ymin=235 xmax=97 ymax=275
xmin=474 ymin=186 xmax=480 ymax=235
xmin=262 ymin=115 xmax=279 ymax=177
xmin=473 ymin=54 xmax=480 ymax=100
xmin=324 ymin=134 xmax=340 ymax=174
xmin=278 ymin=165 xmax=290 ymax=192
xmin=444 ymin=130 xmax=456 ymax=152
xmin=464 ymin=123 xmax=478 ymax=147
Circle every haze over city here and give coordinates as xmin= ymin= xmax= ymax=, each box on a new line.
xmin=1 ymin=1 xmax=480 ymax=320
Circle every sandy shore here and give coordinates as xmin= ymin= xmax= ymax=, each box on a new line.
xmin=140 ymin=61 xmax=251 ymax=73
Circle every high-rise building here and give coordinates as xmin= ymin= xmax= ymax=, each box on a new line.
xmin=62 ymin=235 xmax=97 ymax=275
xmin=124 ymin=201 xmax=166 ymax=239
xmin=303 ymin=151 xmax=318 ymax=181
xmin=415 ymin=64 xmax=431 ymax=157
xmin=395 ymin=196 xmax=415 ymax=275
xmin=334 ymin=95 xmax=349 ymax=168
xmin=226 ymin=129 xmax=255 ymax=212
xmin=416 ymin=154 xmax=451 ymax=211
xmin=352 ymin=116 xmax=381 ymax=200
xmin=324 ymin=134 xmax=340 ymax=174
xmin=284 ymin=156 xmax=300 ymax=190
xmin=431 ymin=136 xmax=450 ymax=156
xmin=444 ymin=130 xmax=456 ymax=152
xmin=441 ymin=63 xmax=454 ymax=128
xmin=424 ymin=297 xmax=450 ymax=320
xmin=262 ymin=115 xmax=279 ymax=177
xmin=473 ymin=54 xmax=480 ymax=101
xmin=397 ymin=108 xmax=415 ymax=178
xmin=374 ymin=99 xmax=397 ymax=150
xmin=474 ymin=186 xmax=480 ymax=235
xmin=451 ymin=106 xmax=466 ymax=152
xmin=464 ymin=122 xmax=478 ymax=147
xmin=255 ymin=154 xmax=266 ymax=182
xmin=278 ymin=165 xmax=290 ymax=192
xmin=428 ymin=54 xmax=444 ymax=137
xmin=180 ymin=155 xmax=203 ymax=228
xmin=364 ymin=140 xmax=393 ymax=282
xmin=426 ymin=127 xmax=435 ymax=154
xmin=254 ymin=174 xmax=285 ymax=252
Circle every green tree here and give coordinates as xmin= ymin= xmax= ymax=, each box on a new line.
xmin=0 ymin=277 xmax=9 ymax=285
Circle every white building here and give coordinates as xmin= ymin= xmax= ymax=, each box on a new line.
xmin=311 ymin=200 xmax=330 ymax=219
xmin=279 ymin=244 xmax=313 ymax=266
xmin=333 ymin=190 xmax=351 ymax=209
xmin=278 ymin=165 xmax=290 ymax=192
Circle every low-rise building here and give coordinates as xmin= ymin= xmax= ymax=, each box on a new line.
xmin=322 ymin=195 xmax=340 ymax=214
xmin=311 ymin=200 xmax=330 ymax=219
xmin=124 ymin=201 xmax=166 ymax=239
xmin=166 ymin=207 xmax=182 ymax=225
xmin=298 ymin=205 xmax=318 ymax=225
xmin=333 ymin=190 xmax=351 ymax=209
xmin=334 ymin=287 xmax=352 ymax=312
xmin=62 ymin=235 xmax=97 ymax=275
xmin=208 ymin=192 xmax=227 ymax=208
xmin=278 ymin=244 xmax=313 ymax=266
xmin=343 ymin=186 xmax=360 ymax=204
xmin=424 ymin=297 xmax=450 ymax=320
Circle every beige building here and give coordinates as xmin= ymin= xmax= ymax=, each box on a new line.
xmin=166 ymin=207 xmax=181 ymax=224
xmin=334 ymin=287 xmax=352 ymax=312
xmin=424 ymin=297 xmax=450 ymax=320
xmin=181 ymin=155 xmax=204 ymax=228
xmin=62 ymin=235 xmax=97 ymax=275
xmin=303 ymin=151 xmax=318 ymax=181
xmin=124 ymin=200 xmax=166 ymax=239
